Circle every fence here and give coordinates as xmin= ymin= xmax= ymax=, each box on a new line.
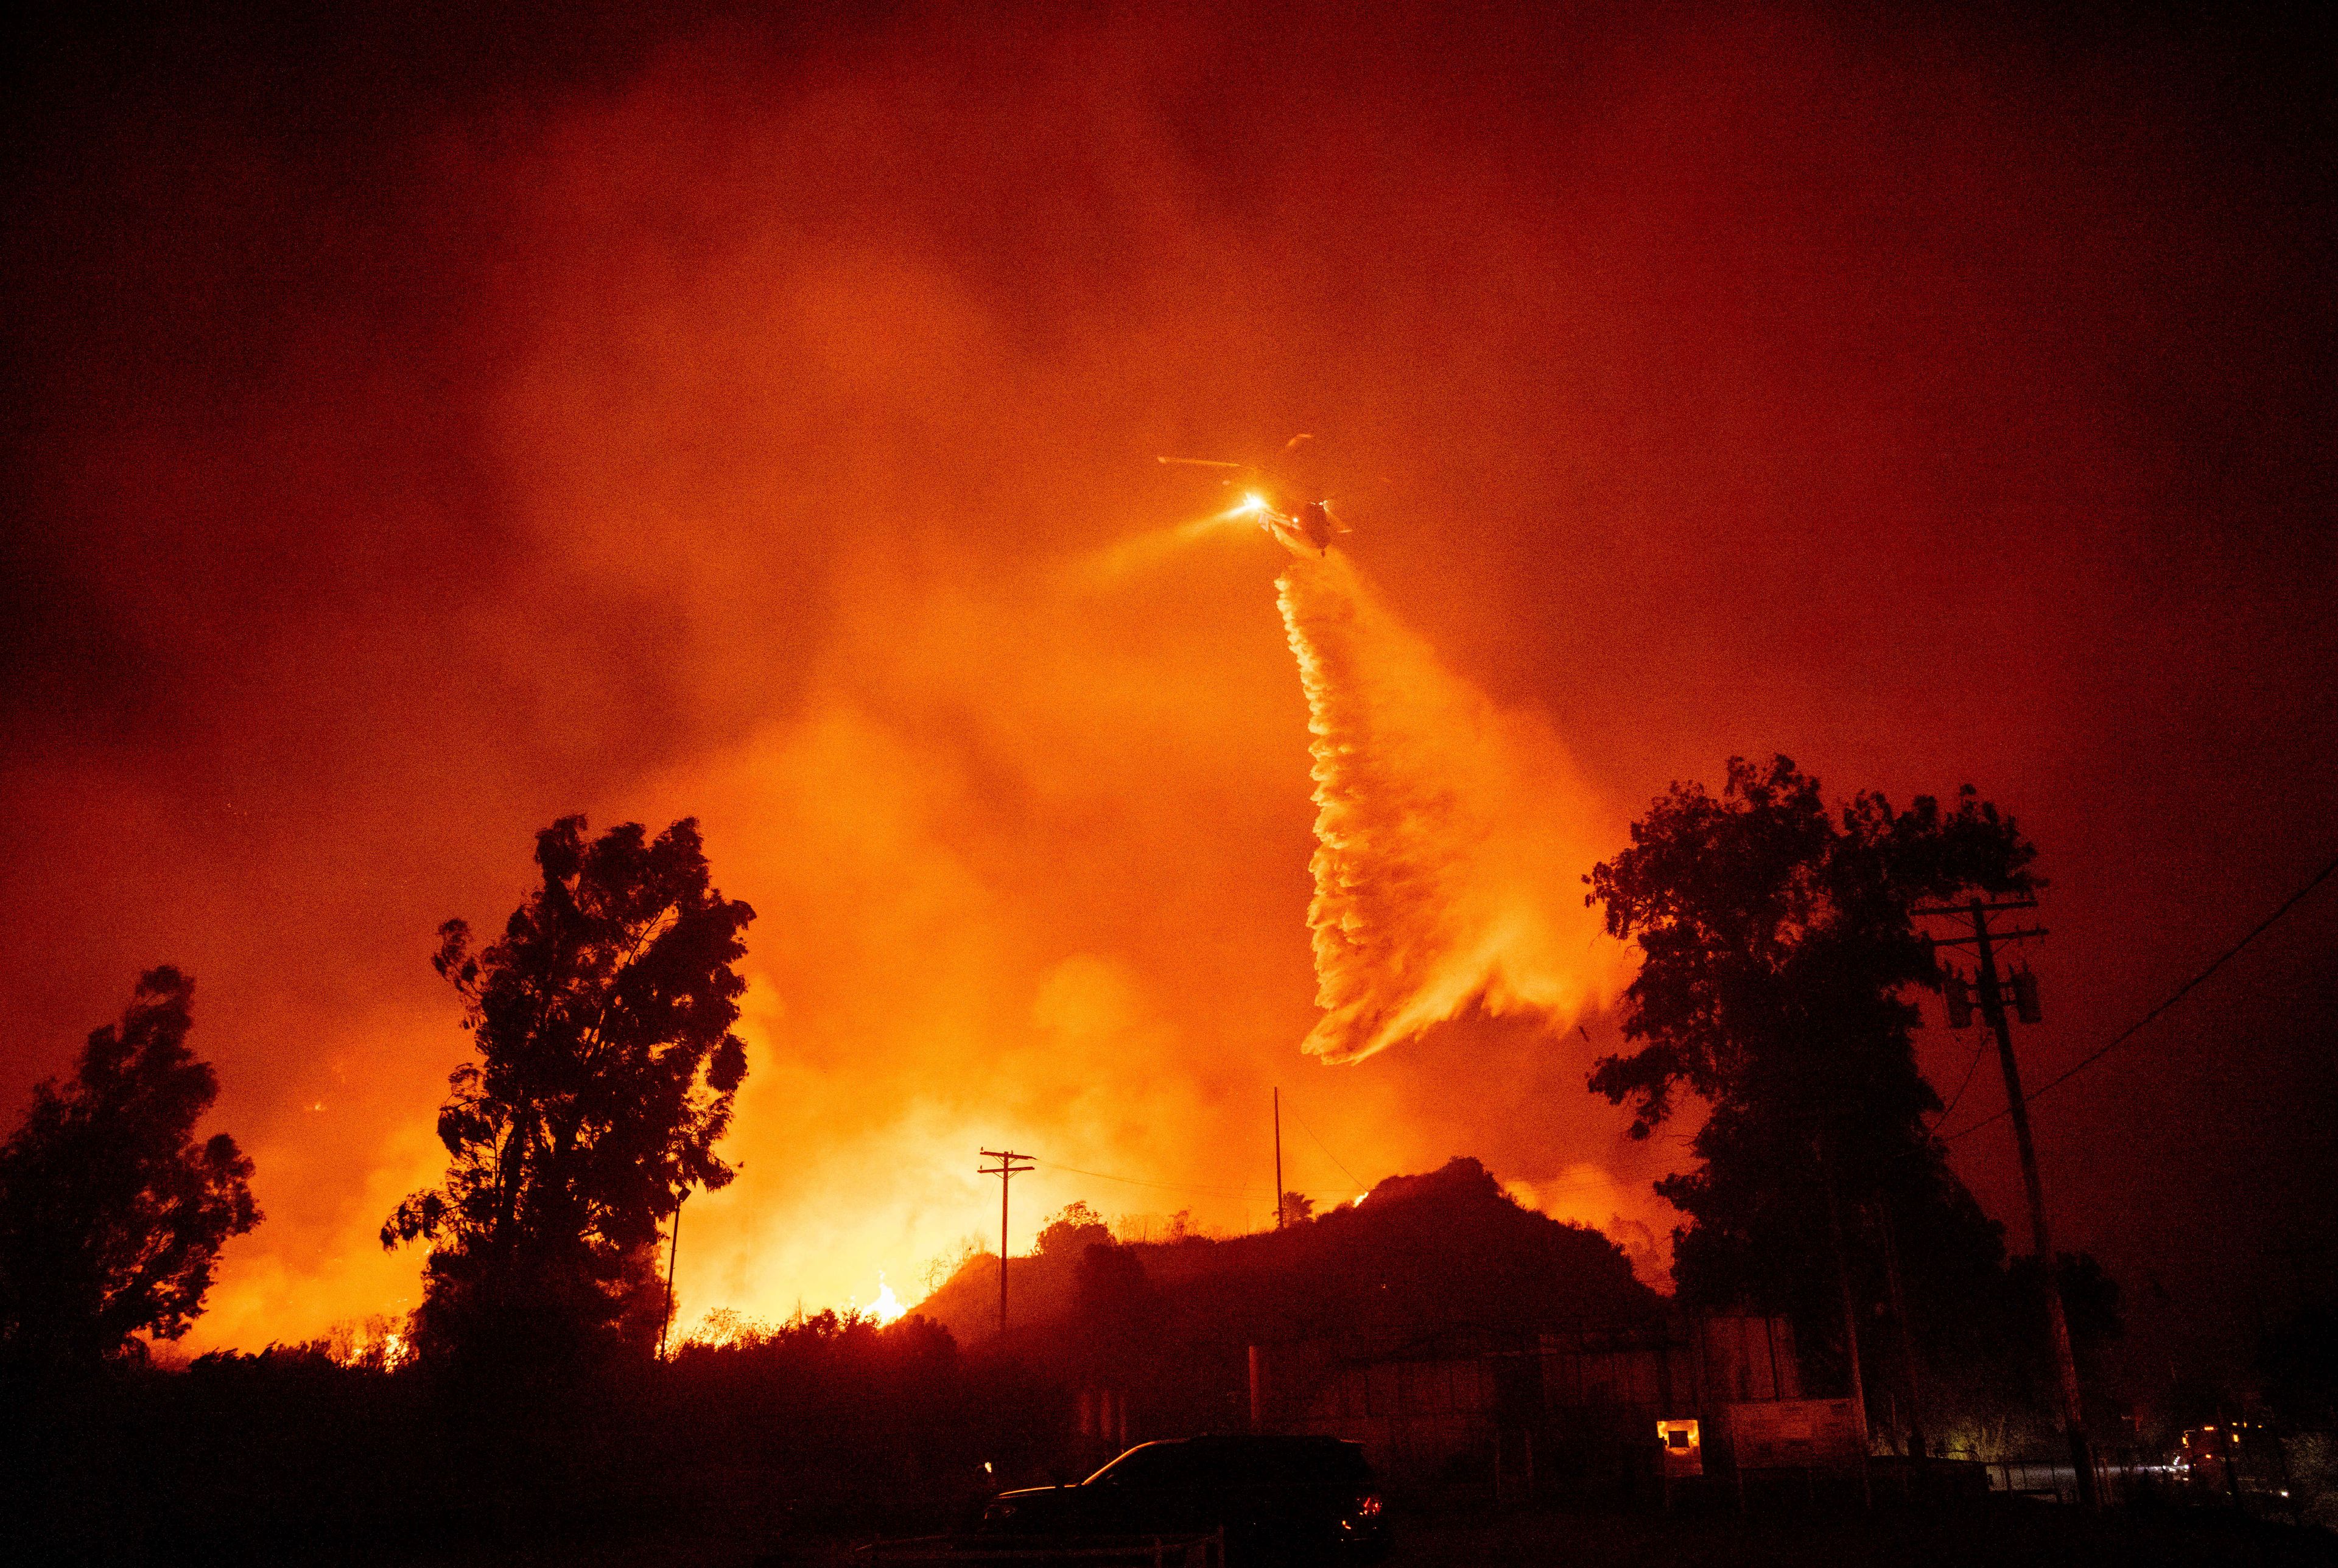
xmin=1982 ymin=1453 xmax=2171 ymax=1507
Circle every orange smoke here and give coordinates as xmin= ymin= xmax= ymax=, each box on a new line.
xmin=38 ymin=1 xmax=2242 ymax=1346
xmin=1278 ymin=554 xmax=1627 ymax=1063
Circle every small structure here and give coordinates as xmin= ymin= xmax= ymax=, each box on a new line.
xmin=1251 ymin=1311 xmax=1809 ymax=1491
xmin=1709 ymin=1398 xmax=1864 ymax=1472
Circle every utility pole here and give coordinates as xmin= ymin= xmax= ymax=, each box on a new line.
xmin=1874 ymin=1200 xmax=1928 ymax=1465
xmin=1273 ymin=1088 xmax=1285 ymax=1229
xmin=1817 ymin=1135 xmax=1873 ymax=1509
xmin=1918 ymin=896 xmax=2096 ymax=1506
xmin=658 ymin=1187 xmax=686 ymax=1361
xmin=978 ymin=1149 xmax=1034 ymax=1335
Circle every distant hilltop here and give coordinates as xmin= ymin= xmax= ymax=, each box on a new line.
xmin=915 ymin=1156 xmax=1658 ymax=1356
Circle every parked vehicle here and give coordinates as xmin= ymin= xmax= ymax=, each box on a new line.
xmin=977 ymin=1435 xmax=1388 ymax=1563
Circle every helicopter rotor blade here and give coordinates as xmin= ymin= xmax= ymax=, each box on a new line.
xmin=1157 ymin=457 xmax=1246 ymax=469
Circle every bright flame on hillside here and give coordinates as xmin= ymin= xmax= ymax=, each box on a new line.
xmin=1277 ymin=553 xmax=1626 ymax=1062
xmin=866 ymin=1272 xmax=906 ymax=1325
xmin=323 ymin=1314 xmax=413 ymax=1371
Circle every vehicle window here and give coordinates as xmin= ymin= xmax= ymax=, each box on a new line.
xmin=1269 ymin=1441 xmax=1368 ymax=1485
xmin=1178 ymin=1443 xmax=1259 ymax=1485
xmin=1086 ymin=1443 xmax=1182 ymax=1487
xmin=1182 ymin=1439 xmax=1371 ymax=1486
xmin=1089 ymin=1438 xmax=1371 ymax=1489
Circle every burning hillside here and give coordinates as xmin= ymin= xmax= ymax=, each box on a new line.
xmin=915 ymin=1157 xmax=1657 ymax=1352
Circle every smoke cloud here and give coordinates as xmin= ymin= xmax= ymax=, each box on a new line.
xmin=7 ymin=4 xmax=2330 ymax=1358
xmin=1280 ymin=555 xmax=1626 ymax=1063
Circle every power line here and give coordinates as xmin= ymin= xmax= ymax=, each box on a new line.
xmin=1928 ymin=1034 xmax=1992 ymax=1130
xmin=1283 ymin=1099 xmax=1368 ymax=1192
xmin=1042 ymin=1157 xmax=1638 ymax=1204
xmin=1042 ymin=1150 xmax=1661 ymax=1208
xmin=1942 ymin=847 xmax=2338 ymax=1143
xmin=1041 ymin=1160 xmax=1261 ymax=1199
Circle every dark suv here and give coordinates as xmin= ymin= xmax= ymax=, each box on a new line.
xmin=977 ymin=1435 xmax=1387 ymax=1563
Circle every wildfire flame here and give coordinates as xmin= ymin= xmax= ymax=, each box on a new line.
xmin=324 ymin=1315 xmax=412 ymax=1371
xmin=1276 ymin=553 xmax=1625 ymax=1062
xmin=866 ymin=1272 xmax=906 ymax=1325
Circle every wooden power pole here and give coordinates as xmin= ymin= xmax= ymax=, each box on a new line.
xmin=1918 ymin=897 xmax=2096 ymax=1507
xmin=1817 ymin=1135 xmax=1873 ymax=1509
xmin=657 ymin=1188 xmax=686 ymax=1360
xmin=978 ymin=1149 xmax=1034 ymax=1335
xmin=1874 ymin=1199 xmax=1929 ymax=1465
xmin=1273 ymin=1088 xmax=1285 ymax=1229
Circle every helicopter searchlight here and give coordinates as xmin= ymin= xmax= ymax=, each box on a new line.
xmin=1158 ymin=434 xmax=1352 ymax=556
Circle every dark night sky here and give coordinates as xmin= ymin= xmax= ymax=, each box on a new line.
xmin=4 ymin=2 xmax=2333 ymax=1390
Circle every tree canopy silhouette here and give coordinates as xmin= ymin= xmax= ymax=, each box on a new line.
xmin=0 ymin=967 xmax=258 ymax=1372
xmin=1034 ymin=1201 xmax=1111 ymax=1257
xmin=384 ymin=816 xmax=754 ymax=1368
xmin=1584 ymin=756 xmax=2036 ymax=1320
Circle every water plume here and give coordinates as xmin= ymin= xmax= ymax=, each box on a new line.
xmin=1278 ymin=553 xmax=1624 ymax=1063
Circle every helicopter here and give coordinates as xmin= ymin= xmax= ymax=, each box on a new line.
xmin=1158 ymin=433 xmax=1352 ymax=555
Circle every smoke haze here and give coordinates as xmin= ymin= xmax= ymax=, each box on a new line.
xmin=4 ymin=4 xmax=2333 ymax=1370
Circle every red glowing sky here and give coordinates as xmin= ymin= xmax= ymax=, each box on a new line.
xmin=4 ymin=4 xmax=2332 ymax=1371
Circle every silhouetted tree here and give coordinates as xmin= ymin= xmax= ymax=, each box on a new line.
xmin=1585 ymin=757 xmax=2038 ymax=1358
xmin=1034 ymin=1202 xmax=1111 ymax=1257
xmin=1279 ymin=1191 xmax=1316 ymax=1226
xmin=921 ymin=1233 xmax=985 ymax=1293
xmin=0 ymin=968 xmax=258 ymax=1372
xmin=383 ymin=816 xmax=753 ymax=1370
xmin=1073 ymin=1243 xmax=1152 ymax=1322
xmin=1071 ymin=1241 xmax=1158 ymax=1382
